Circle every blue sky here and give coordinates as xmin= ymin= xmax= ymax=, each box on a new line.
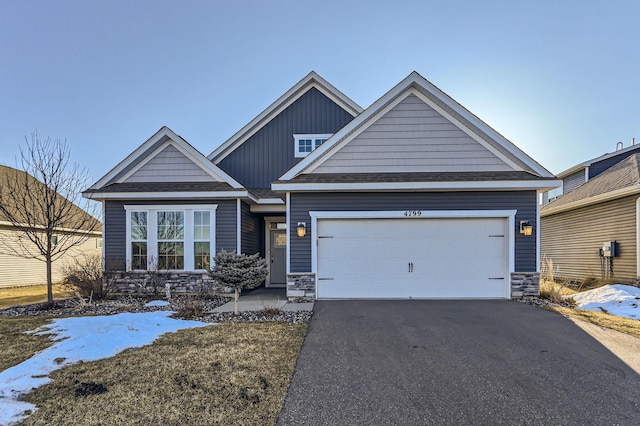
xmin=1 ymin=0 xmax=638 ymax=183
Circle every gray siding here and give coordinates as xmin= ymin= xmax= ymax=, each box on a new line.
xmin=240 ymin=202 xmax=262 ymax=255
xmin=589 ymin=146 xmax=640 ymax=179
xmin=217 ymin=87 xmax=355 ymax=189
xmin=104 ymin=199 xmax=237 ymax=270
xmin=126 ymin=145 xmax=214 ymax=183
xmin=312 ymin=94 xmax=511 ymax=174
xmin=563 ymin=170 xmax=586 ymax=194
xmin=290 ymin=191 xmax=538 ymax=273
xmin=541 ymin=195 xmax=638 ymax=281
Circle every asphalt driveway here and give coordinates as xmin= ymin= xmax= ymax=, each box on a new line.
xmin=278 ymin=300 xmax=640 ymax=425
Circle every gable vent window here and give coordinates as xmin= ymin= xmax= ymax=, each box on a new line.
xmin=294 ymin=134 xmax=332 ymax=158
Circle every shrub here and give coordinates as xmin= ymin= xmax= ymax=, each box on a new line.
xmin=209 ymin=250 xmax=268 ymax=314
xmin=175 ymin=298 xmax=205 ymax=319
xmin=62 ymin=254 xmax=112 ymax=301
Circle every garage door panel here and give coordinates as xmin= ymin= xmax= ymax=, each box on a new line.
xmin=316 ymin=217 xmax=509 ymax=299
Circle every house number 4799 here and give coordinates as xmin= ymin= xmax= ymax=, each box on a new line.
xmin=404 ymin=210 xmax=422 ymax=217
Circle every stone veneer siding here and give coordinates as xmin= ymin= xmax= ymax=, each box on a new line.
xmin=107 ymin=271 xmax=221 ymax=294
xmin=287 ymin=273 xmax=316 ymax=300
xmin=510 ymin=272 xmax=540 ymax=297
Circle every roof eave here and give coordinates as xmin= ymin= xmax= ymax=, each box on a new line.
xmin=272 ymin=180 xmax=562 ymax=193
xmin=541 ymin=185 xmax=640 ymax=216
xmin=82 ymin=190 xmax=250 ymax=200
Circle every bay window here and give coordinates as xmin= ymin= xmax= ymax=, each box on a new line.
xmin=125 ymin=205 xmax=216 ymax=271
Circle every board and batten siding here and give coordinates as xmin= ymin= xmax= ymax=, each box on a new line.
xmin=289 ymin=191 xmax=537 ymax=273
xmin=126 ymin=145 xmax=214 ymax=183
xmin=563 ymin=169 xmax=587 ymax=194
xmin=541 ymin=195 xmax=638 ymax=281
xmin=240 ymin=202 xmax=261 ymax=255
xmin=0 ymin=227 xmax=101 ymax=288
xmin=104 ymin=199 xmax=237 ymax=270
xmin=217 ymin=87 xmax=355 ymax=189
xmin=311 ymin=94 xmax=512 ymax=174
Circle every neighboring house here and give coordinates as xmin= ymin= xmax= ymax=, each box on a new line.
xmin=541 ymin=147 xmax=640 ymax=282
xmin=84 ymin=71 xmax=559 ymax=299
xmin=0 ymin=165 xmax=102 ymax=288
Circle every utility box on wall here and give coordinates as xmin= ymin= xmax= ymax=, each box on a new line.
xmin=601 ymin=241 xmax=618 ymax=257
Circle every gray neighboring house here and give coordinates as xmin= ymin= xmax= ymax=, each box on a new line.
xmin=541 ymin=146 xmax=640 ymax=282
xmin=84 ymin=71 xmax=559 ymax=299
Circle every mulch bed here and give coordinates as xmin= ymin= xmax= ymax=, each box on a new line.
xmin=0 ymin=295 xmax=312 ymax=324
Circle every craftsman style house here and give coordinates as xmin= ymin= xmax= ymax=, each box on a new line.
xmin=84 ymin=72 xmax=559 ymax=299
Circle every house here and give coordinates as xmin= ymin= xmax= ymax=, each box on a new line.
xmin=0 ymin=165 xmax=102 ymax=288
xmin=84 ymin=71 xmax=559 ymax=299
xmin=541 ymin=144 xmax=640 ymax=282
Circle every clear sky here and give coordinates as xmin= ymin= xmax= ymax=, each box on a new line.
xmin=1 ymin=0 xmax=638 ymax=183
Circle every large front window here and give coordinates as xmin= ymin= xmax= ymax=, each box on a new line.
xmin=125 ymin=205 xmax=216 ymax=271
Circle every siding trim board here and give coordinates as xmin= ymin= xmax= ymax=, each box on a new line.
xmin=273 ymin=180 xmax=561 ymax=192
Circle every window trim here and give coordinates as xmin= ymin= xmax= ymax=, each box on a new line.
xmin=293 ymin=133 xmax=332 ymax=158
xmin=124 ymin=204 xmax=217 ymax=272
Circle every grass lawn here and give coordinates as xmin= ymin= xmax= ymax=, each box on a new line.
xmin=0 ymin=284 xmax=73 ymax=310
xmin=11 ymin=321 xmax=307 ymax=426
xmin=0 ymin=316 xmax=54 ymax=372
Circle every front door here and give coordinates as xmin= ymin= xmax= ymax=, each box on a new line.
xmin=269 ymin=229 xmax=287 ymax=286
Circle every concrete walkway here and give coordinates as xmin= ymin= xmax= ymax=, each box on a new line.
xmin=212 ymin=287 xmax=314 ymax=313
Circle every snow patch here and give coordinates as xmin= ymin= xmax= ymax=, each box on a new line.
xmin=570 ymin=284 xmax=640 ymax=320
xmin=144 ymin=300 xmax=170 ymax=307
xmin=0 ymin=311 xmax=212 ymax=426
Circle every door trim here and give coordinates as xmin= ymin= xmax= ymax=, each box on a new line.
xmin=310 ymin=210 xmax=517 ymax=299
xmin=265 ymin=216 xmax=286 ymax=287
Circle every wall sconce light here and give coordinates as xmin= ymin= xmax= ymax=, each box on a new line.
xmin=296 ymin=222 xmax=306 ymax=237
xmin=520 ymin=221 xmax=533 ymax=236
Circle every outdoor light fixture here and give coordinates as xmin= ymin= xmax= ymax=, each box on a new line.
xmin=297 ymin=222 xmax=306 ymax=237
xmin=520 ymin=221 xmax=533 ymax=236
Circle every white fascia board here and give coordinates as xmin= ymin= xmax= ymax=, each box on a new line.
xmin=208 ymin=72 xmax=363 ymax=162
xmin=90 ymin=126 xmax=173 ymax=190
xmin=83 ymin=191 xmax=249 ymax=200
xmin=254 ymin=197 xmax=285 ymax=205
xmin=272 ymin=180 xmax=563 ymax=192
xmin=541 ymin=185 xmax=640 ymax=217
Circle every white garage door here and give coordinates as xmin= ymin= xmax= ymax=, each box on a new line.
xmin=316 ymin=217 xmax=509 ymax=299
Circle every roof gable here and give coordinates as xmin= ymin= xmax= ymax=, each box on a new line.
xmin=207 ymin=71 xmax=363 ymax=164
xmin=309 ymin=92 xmax=513 ymax=174
xmin=280 ymin=72 xmax=554 ymax=181
xmin=542 ymin=153 xmax=640 ymax=215
xmin=88 ymin=126 xmax=243 ymax=190
xmin=556 ymin=143 xmax=640 ymax=179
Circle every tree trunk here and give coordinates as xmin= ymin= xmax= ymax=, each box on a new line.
xmin=234 ymin=288 xmax=239 ymax=315
xmin=46 ymin=254 xmax=53 ymax=304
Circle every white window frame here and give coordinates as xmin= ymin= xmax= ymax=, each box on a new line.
xmin=124 ymin=204 xmax=217 ymax=272
xmin=293 ymin=134 xmax=332 ymax=158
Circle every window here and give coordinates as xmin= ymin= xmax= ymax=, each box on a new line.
xmin=294 ymin=134 xmax=332 ymax=158
xmin=125 ymin=205 xmax=216 ymax=271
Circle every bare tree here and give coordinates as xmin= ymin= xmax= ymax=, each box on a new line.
xmin=0 ymin=131 xmax=100 ymax=304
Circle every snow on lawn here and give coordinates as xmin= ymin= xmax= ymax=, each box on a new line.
xmin=570 ymin=284 xmax=640 ymax=320
xmin=0 ymin=311 xmax=213 ymax=426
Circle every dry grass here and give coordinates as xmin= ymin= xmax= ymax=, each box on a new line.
xmin=545 ymin=306 xmax=640 ymax=338
xmin=0 ymin=316 xmax=54 ymax=372
xmin=21 ymin=322 xmax=307 ymax=426
xmin=0 ymin=284 xmax=73 ymax=310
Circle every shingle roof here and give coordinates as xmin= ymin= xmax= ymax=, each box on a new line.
xmin=277 ymin=171 xmax=555 ymax=185
xmin=0 ymin=165 xmax=101 ymax=231
xmin=248 ymin=188 xmax=285 ymax=201
xmin=542 ymin=153 xmax=640 ymax=211
xmin=83 ymin=181 xmax=237 ymax=193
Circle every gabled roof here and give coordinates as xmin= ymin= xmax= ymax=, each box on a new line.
xmin=556 ymin=143 xmax=640 ymax=179
xmin=1 ymin=165 xmax=101 ymax=232
xmin=207 ymin=71 xmax=363 ymax=163
xmin=278 ymin=72 xmax=555 ymax=183
xmin=86 ymin=126 xmax=244 ymax=195
xmin=542 ymin=153 xmax=640 ymax=216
